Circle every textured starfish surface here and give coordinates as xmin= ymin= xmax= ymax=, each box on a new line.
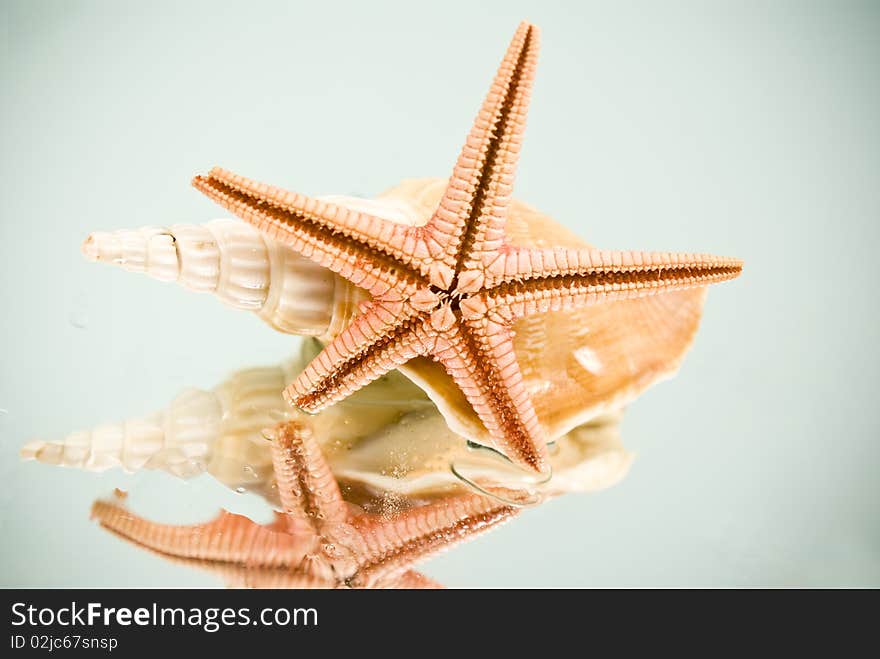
xmin=192 ymin=22 xmax=742 ymax=473
xmin=91 ymin=421 xmax=517 ymax=589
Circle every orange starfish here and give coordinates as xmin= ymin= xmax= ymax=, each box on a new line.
xmin=91 ymin=421 xmax=517 ymax=589
xmin=192 ymin=22 xmax=742 ymax=474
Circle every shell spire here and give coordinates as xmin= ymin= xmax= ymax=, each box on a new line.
xmin=20 ymin=362 xmax=299 ymax=494
xmin=81 ymin=219 xmax=360 ymax=338
xmin=20 ymin=388 xmax=219 ymax=478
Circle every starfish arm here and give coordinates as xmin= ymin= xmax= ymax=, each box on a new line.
xmin=220 ymin=565 xmax=335 ymax=589
xmin=428 ymin=319 xmax=547 ymax=472
xmin=426 ymin=22 xmax=539 ymax=288
xmin=480 ymin=248 xmax=743 ymax=315
xmin=91 ymin=499 xmax=313 ymax=568
xmin=347 ymin=494 xmax=517 ymax=587
xmin=193 ymin=168 xmax=428 ymax=297
xmin=146 ymin=549 xmax=334 ymax=588
xmin=287 ymin=300 xmax=429 ymax=413
xmin=386 ymin=570 xmax=445 ymax=589
xmin=268 ymin=421 xmax=351 ymax=533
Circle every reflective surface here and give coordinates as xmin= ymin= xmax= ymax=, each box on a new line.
xmin=2 ymin=0 xmax=879 ymax=586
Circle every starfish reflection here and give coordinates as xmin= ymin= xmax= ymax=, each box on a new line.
xmin=91 ymin=421 xmax=520 ymax=589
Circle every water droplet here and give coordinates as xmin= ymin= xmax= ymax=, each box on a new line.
xmin=234 ymin=486 xmax=246 ymax=494
xmin=69 ymin=310 xmax=89 ymax=329
xmin=186 ymin=459 xmax=206 ymax=474
xmin=267 ymin=409 xmax=287 ymax=422
xmin=69 ymin=293 xmax=89 ymax=329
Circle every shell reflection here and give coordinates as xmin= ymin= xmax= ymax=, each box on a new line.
xmin=23 ymin=339 xmax=631 ymax=588
xmin=22 ymin=339 xmax=631 ymax=507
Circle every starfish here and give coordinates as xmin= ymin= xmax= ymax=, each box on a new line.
xmin=192 ymin=22 xmax=742 ymax=474
xmin=91 ymin=420 xmax=518 ymax=589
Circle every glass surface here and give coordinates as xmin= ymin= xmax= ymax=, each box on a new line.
xmin=2 ymin=0 xmax=878 ymax=587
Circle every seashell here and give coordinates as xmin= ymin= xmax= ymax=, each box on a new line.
xmin=22 ymin=339 xmax=632 ymax=505
xmin=19 ymin=388 xmax=219 ymax=479
xmin=81 ymin=219 xmax=362 ymax=338
xmin=83 ymin=178 xmax=708 ymax=457
xmin=21 ymin=363 xmax=294 ymax=499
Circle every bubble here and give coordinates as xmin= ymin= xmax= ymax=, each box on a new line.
xmin=449 ymin=446 xmax=551 ymax=508
xmin=266 ymin=409 xmax=288 ymax=423
xmin=69 ymin=293 xmax=90 ymax=329
xmin=186 ymin=459 xmax=206 ymax=474
xmin=69 ymin=310 xmax=89 ymax=329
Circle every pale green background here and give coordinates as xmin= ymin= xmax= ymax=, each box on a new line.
xmin=2 ymin=0 xmax=878 ymax=587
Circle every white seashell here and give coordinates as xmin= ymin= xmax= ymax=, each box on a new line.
xmin=81 ymin=219 xmax=363 ymax=337
xmin=20 ymin=388 xmax=218 ymax=478
xmin=21 ymin=366 xmax=292 ymax=493
xmin=21 ymin=340 xmax=632 ymax=504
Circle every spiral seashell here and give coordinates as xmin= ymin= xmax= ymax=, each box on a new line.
xmin=81 ymin=219 xmax=364 ymax=338
xmin=20 ymin=363 xmax=296 ymax=495
xmin=20 ymin=388 xmax=219 ymax=478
